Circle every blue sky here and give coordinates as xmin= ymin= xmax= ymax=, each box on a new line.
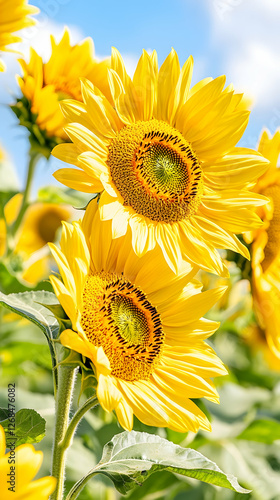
xmin=1 ymin=0 xmax=280 ymax=192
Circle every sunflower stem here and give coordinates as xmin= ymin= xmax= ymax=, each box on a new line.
xmin=66 ymin=471 xmax=99 ymax=500
xmin=50 ymin=364 xmax=77 ymax=500
xmin=61 ymin=395 xmax=99 ymax=450
xmin=10 ymin=151 xmax=41 ymax=238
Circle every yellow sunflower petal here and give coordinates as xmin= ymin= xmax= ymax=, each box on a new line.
xmin=60 ymin=329 xmax=94 ymax=359
xmin=156 ymin=48 xmax=180 ymax=122
xmin=133 ymin=50 xmax=157 ymax=121
xmin=18 ymin=476 xmax=57 ymax=500
xmin=115 ymin=399 xmax=134 ymax=431
xmin=97 ymin=374 xmax=122 ymax=412
xmin=53 ymin=168 xmax=103 ymax=193
xmin=80 ymin=78 xmax=122 ymax=137
xmin=162 ymin=286 xmax=227 ymax=326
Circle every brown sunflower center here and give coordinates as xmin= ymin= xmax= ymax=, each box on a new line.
xmin=37 ymin=210 xmax=64 ymax=244
xmin=108 ymin=119 xmax=203 ymax=223
xmin=261 ymin=184 xmax=280 ymax=272
xmin=80 ymin=272 xmax=164 ymax=381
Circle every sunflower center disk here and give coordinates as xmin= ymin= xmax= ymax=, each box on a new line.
xmin=80 ymin=272 xmax=164 ymax=381
xmin=52 ymin=76 xmax=82 ymax=101
xmin=261 ymin=184 xmax=280 ymax=272
xmin=108 ymin=119 xmax=203 ymax=223
xmin=38 ymin=210 xmax=65 ymax=244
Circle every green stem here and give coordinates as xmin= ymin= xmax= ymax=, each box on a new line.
xmin=61 ymin=395 xmax=98 ymax=450
xmin=66 ymin=471 xmax=99 ymax=500
xmin=10 ymin=152 xmax=41 ymax=237
xmin=50 ymin=365 xmax=77 ymax=500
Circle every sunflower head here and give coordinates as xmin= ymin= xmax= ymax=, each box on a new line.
xmin=250 ymin=129 xmax=280 ymax=274
xmin=53 ymin=47 xmax=268 ymax=275
xmin=248 ymin=129 xmax=280 ymax=362
xmin=0 ymin=193 xmax=72 ymax=284
xmin=0 ymin=0 xmax=39 ymax=72
xmin=49 ymin=199 xmax=227 ymax=433
xmin=244 ymin=324 xmax=280 ymax=372
xmin=13 ymin=29 xmax=111 ymax=156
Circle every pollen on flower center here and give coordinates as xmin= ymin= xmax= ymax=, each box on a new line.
xmin=261 ymin=185 xmax=280 ymax=271
xmin=108 ymin=119 xmax=203 ymax=223
xmin=80 ymin=272 xmax=164 ymax=381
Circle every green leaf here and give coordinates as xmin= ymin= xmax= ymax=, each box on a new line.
xmin=74 ymin=431 xmax=250 ymax=495
xmin=237 ymin=419 xmax=280 ymax=444
xmin=0 ymin=290 xmax=60 ymax=340
xmin=0 ymin=408 xmax=46 ymax=446
xmin=37 ymin=185 xmax=94 ymax=208
xmin=0 ymin=408 xmax=9 ymax=420
xmin=0 ymin=290 xmax=60 ymax=388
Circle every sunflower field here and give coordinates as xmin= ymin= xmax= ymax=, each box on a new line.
xmin=0 ymin=1 xmax=280 ymax=499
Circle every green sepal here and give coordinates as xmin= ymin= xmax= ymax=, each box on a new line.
xmin=37 ymin=301 xmax=72 ymax=333
xmin=10 ymin=96 xmax=65 ymax=159
xmin=59 ymin=348 xmax=97 ymax=401
xmin=226 ymin=237 xmax=252 ymax=280
xmin=80 ymin=362 xmax=97 ymax=397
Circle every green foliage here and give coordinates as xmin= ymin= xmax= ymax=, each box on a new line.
xmin=76 ymin=431 xmax=250 ymax=495
xmin=0 ymin=408 xmax=46 ymax=446
xmin=0 ymin=260 xmax=53 ymax=294
xmin=0 ymin=290 xmax=61 ymax=389
xmin=37 ymin=185 xmax=95 ymax=209
xmin=237 ymin=419 xmax=280 ymax=444
xmin=0 ymin=290 xmax=60 ymax=341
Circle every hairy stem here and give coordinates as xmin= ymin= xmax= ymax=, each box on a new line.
xmin=66 ymin=471 xmax=99 ymax=500
xmin=61 ymin=395 xmax=98 ymax=450
xmin=50 ymin=364 xmax=77 ymax=500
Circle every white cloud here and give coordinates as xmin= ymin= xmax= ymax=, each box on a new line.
xmin=225 ymin=42 xmax=280 ymax=107
xmin=120 ymin=53 xmax=139 ymax=77
xmin=205 ymin=0 xmax=280 ymax=110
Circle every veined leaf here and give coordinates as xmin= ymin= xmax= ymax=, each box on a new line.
xmin=0 ymin=290 xmax=60 ymax=340
xmin=0 ymin=290 xmax=60 ymax=387
xmin=68 ymin=431 xmax=250 ymax=497
xmin=0 ymin=408 xmax=46 ymax=446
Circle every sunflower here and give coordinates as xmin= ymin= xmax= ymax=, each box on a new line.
xmin=0 ymin=0 xmax=38 ymax=71
xmin=49 ymin=199 xmax=227 ymax=432
xmin=52 ymin=48 xmax=268 ymax=276
xmin=0 ymin=424 xmax=56 ymax=499
xmin=247 ymin=129 xmax=280 ymax=361
xmin=16 ymin=29 xmax=111 ymax=145
xmin=244 ymin=324 xmax=280 ymax=372
xmin=0 ymin=193 xmax=71 ymax=284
